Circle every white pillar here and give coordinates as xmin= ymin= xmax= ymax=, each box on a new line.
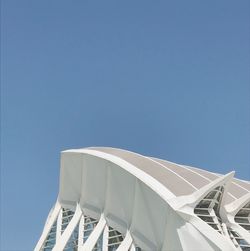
xmin=116 ymin=231 xmax=133 ymax=251
xmin=34 ymin=201 xmax=61 ymax=251
xmin=52 ymin=204 xmax=82 ymax=251
xmin=79 ymin=214 xmax=106 ymax=251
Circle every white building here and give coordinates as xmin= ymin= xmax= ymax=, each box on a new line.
xmin=35 ymin=147 xmax=250 ymax=251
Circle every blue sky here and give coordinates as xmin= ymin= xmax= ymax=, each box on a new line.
xmin=1 ymin=0 xmax=250 ymax=249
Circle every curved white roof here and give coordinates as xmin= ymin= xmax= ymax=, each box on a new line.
xmin=35 ymin=147 xmax=250 ymax=251
xmin=84 ymin=147 xmax=250 ymax=202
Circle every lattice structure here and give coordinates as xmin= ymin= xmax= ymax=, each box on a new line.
xmin=235 ymin=202 xmax=250 ymax=233
xmin=63 ymin=223 xmax=79 ymax=251
xmin=194 ymin=186 xmax=224 ymax=233
xmin=228 ymin=228 xmax=250 ymax=251
xmin=38 ymin=208 xmax=139 ymax=251
xmin=42 ymin=220 xmax=57 ymax=251
xmin=61 ymin=208 xmax=75 ymax=234
xmin=83 ymin=216 xmax=99 ymax=243
xmin=92 ymin=233 xmax=103 ymax=251
xmin=107 ymin=227 xmax=124 ymax=251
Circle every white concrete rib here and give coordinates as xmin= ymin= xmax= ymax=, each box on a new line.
xmin=231 ymin=181 xmax=250 ymax=193
xmin=106 ymin=147 xmax=199 ymax=191
xmin=145 ymin=156 xmax=198 ymax=190
xmin=180 ymin=164 xmax=237 ymax=200
xmin=81 ymin=214 xmax=106 ymax=251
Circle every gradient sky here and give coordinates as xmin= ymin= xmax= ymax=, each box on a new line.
xmin=1 ymin=0 xmax=250 ymax=250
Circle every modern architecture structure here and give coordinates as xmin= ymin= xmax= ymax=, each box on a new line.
xmin=35 ymin=147 xmax=250 ymax=251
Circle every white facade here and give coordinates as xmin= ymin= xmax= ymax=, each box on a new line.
xmin=35 ymin=147 xmax=250 ymax=251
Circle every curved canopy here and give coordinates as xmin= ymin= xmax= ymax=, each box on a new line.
xmin=35 ymin=147 xmax=250 ymax=251
xmin=63 ymin=146 xmax=249 ymax=203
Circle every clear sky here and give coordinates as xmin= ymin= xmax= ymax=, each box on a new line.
xmin=1 ymin=0 xmax=250 ymax=250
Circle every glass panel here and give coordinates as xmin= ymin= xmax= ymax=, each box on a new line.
xmin=92 ymin=231 xmax=103 ymax=251
xmin=235 ymin=201 xmax=250 ymax=232
xmin=196 ymin=200 xmax=211 ymax=208
xmin=215 ymin=193 xmax=222 ymax=203
xmin=61 ymin=208 xmax=75 ymax=234
xmin=209 ymin=224 xmax=219 ymax=230
xmin=63 ymin=223 xmax=79 ymax=251
xmin=236 ymin=210 xmax=249 ymax=218
xmin=241 ymin=247 xmax=250 ymax=251
xmin=235 ymin=217 xmax=249 ymax=224
xmin=42 ymin=220 xmax=57 ymax=251
xmin=228 ymin=227 xmax=250 ymax=250
xmin=83 ymin=216 xmax=98 ymax=243
xmin=107 ymin=227 xmax=124 ymax=250
xmin=194 ymin=209 xmax=210 ymax=215
xmin=199 ymin=216 xmax=215 ymax=223
xmin=204 ymin=191 xmax=217 ymax=200
xmin=194 ymin=186 xmax=224 ymax=234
